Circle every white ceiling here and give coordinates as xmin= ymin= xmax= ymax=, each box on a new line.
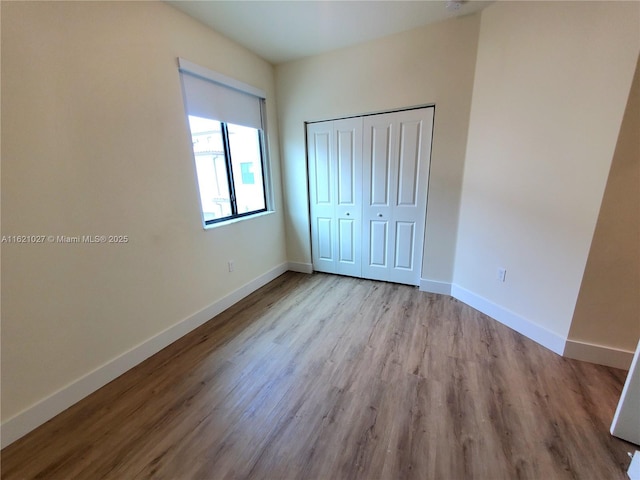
xmin=167 ymin=1 xmax=491 ymax=64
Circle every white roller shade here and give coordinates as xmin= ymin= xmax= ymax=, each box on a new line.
xmin=178 ymin=59 xmax=264 ymax=130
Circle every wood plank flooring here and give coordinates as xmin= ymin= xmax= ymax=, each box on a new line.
xmin=1 ymin=272 xmax=636 ymax=479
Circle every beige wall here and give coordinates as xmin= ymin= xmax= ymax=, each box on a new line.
xmin=568 ymin=56 xmax=640 ymax=351
xmin=1 ymin=1 xmax=286 ymax=422
xmin=275 ymin=14 xmax=481 ymax=283
xmin=454 ymin=2 xmax=640 ymax=339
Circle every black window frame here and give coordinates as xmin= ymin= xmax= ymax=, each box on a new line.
xmin=204 ymin=122 xmax=268 ymax=226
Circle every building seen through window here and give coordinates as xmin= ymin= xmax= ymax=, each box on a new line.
xmin=188 ymin=115 xmax=266 ymax=224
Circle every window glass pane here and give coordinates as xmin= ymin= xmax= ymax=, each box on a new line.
xmin=188 ymin=115 xmax=232 ymax=222
xmin=227 ymin=123 xmax=266 ymax=214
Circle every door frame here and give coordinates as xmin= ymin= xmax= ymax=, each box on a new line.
xmin=305 ymin=104 xmax=436 ymax=285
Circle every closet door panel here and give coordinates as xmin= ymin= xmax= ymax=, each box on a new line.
xmin=338 ymin=218 xmax=356 ymax=263
xmin=311 ymin=132 xmax=332 ymax=205
xmin=334 ymin=118 xmax=362 ymax=277
xmin=363 ymin=115 xmax=396 ymax=281
xmin=308 ymin=123 xmax=336 ymax=273
xmin=337 ymin=129 xmax=355 ymax=205
xmin=316 ymin=217 xmax=334 ymax=261
xmin=368 ymin=123 xmax=392 ymax=207
xmin=308 ymin=118 xmax=363 ymax=277
xmin=386 ymin=109 xmax=433 ymax=285
xmin=393 ymin=221 xmax=415 ymax=269
xmin=362 ymin=114 xmax=397 ymax=280
xmin=369 ymin=220 xmax=388 ymax=267
xmin=396 ymin=119 xmax=421 ymax=207
xmin=363 ymin=108 xmax=433 ymax=286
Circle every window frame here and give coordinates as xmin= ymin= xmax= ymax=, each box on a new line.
xmin=208 ymin=122 xmax=268 ymax=225
xmin=178 ymin=58 xmax=273 ymax=229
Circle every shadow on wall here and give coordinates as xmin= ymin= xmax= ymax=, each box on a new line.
xmin=568 ymin=54 xmax=640 ymax=353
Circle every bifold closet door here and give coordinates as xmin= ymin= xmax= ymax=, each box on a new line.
xmin=362 ymin=108 xmax=433 ymax=286
xmin=307 ymin=118 xmax=362 ymax=277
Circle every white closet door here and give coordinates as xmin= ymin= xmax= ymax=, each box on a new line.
xmin=308 ymin=122 xmax=335 ymax=273
xmin=307 ymin=118 xmax=362 ymax=277
xmin=362 ymin=114 xmax=394 ymax=280
xmin=334 ymin=118 xmax=362 ymax=277
xmin=362 ymin=108 xmax=433 ymax=286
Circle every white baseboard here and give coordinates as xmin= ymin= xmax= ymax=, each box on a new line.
xmin=0 ymin=262 xmax=289 ymax=449
xmin=563 ymin=340 xmax=634 ymax=370
xmin=287 ymin=262 xmax=313 ymax=274
xmin=419 ymin=278 xmax=452 ymax=295
xmin=451 ymin=284 xmax=566 ymax=355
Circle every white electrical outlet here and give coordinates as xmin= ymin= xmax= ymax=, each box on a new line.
xmin=228 ymin=260 xmax=235 ymax=272
xmin=497 ymin=268 xmax=507 ymax=282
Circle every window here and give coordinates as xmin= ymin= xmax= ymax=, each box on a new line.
xmin=189 ymin=117 xmax=266 ymax=223
xmin=179 ymin=59 xmax=270 ymax=226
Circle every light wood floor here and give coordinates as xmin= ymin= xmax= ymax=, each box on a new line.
xmin=1 ymin=272 xmax=636 ymax=479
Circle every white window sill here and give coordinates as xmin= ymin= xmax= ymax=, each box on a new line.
xmin=203 ymin=210 xmax=275 ymax=230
